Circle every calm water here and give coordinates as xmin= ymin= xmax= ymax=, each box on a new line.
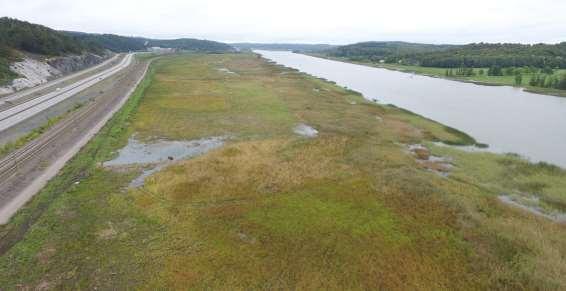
xmin=256 ymin=50 xmax=566 ymax=168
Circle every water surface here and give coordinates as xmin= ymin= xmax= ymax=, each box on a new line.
xmin=105 ymin=136 xmax=225 ymax=187
xmin=257 ymin=50 xmax=566 ymax=168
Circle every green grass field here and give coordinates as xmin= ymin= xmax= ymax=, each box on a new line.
xmin=0 ymin=53 xmax=565 ymax=289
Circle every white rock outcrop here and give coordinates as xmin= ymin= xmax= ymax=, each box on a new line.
xmin=0 ymin=58 xmax=61 ymax=95
xmin=0 ymin=53 xmax=106 ymax=96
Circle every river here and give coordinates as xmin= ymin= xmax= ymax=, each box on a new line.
xmin=256 ymin=50 xmax=566 ymax=168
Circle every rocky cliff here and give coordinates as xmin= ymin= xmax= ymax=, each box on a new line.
xmin=0 ymin=52 xmax=110 ymax=96
xmin=47 ymin=53 xmax=106 ymax=75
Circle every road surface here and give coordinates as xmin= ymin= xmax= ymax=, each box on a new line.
xmin=0 ymin=54 xmax=133 ymax=133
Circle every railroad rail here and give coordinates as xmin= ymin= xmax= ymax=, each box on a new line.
xmin=0 ymin=102 xmax=98 ymax=184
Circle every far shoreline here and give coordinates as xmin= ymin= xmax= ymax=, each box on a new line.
xmin=305 ymin=53 xmax=566 ymax=98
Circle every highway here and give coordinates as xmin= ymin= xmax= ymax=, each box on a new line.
xmin=0 ymin=53 xmax=133 ymax=133
xmin=0 ymin=54 xmax=120 ymax=104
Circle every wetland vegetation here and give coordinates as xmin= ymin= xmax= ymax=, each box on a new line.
xmin=1 ymin=53 xmax=565 ymax=289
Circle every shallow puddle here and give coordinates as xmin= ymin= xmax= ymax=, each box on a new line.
xmin=217 ymin=68 xmax=238 ymax=75
xmin=432 ymin=142 xmax=494 ymax=153
xmin=293 ymin=123 xmax=318 ymax=138
xmin=499 ymin=194 xmax=566 ymax=223
xmin=105 ymin=136 xmax=225 ymax=187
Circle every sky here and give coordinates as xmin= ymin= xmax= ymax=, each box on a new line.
xmin=1 ymin=0 xmax=565 ymax=44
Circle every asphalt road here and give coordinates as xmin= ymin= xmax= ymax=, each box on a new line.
xmin=0 ymin=54 xmax=120 ymax=104
xmin=0 ymin=54 xmax=133 ymax=132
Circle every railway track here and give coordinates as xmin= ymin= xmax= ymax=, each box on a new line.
xmin=0 ymin=103 xmax=97 ymax=185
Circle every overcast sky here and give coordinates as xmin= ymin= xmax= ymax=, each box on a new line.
xmin=1 ymin=0 xmax=565 ymax=44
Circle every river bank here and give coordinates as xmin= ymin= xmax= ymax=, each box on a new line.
xmin=259 ymin=50 xmax=566 ymax=169
xmin=308 ymin=53 xmax=566 ymax=98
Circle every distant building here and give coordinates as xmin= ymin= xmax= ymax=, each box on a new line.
xmin=147 ymin=47 xmax=175 ymax=54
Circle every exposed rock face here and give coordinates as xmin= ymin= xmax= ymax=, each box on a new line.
xmin=0 ymin=58 xmax=62 ymax=94
xmin=47 ymin=53 xmax=105 ymax=75
xmin=0 ymin=52 xmax=108 ymax=96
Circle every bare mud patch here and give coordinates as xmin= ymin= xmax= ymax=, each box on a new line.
xmin=408 ymin=144 xmax=453 ymax=177
xmin=104 ymin=136 xmax=225 ymax=187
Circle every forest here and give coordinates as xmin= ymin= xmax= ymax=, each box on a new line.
xmin=67 ymin=32 xmax=235 ymax=53
xmin=325 ymin=41 xmax=455 ymax=63
xmin=416 ymin=43 xmax=566 ymax=68
xmin=326 ymin=41 xmax=566 ymax=69
xmin=0 ymin=17 xmax=100 ymax=56
xmin=0 ymin=17 xmax=235 ymax=85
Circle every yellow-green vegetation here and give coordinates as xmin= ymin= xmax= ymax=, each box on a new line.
xmin=1 ymin=53 xmax=565 ymax=289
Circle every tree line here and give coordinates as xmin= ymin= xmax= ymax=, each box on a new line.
xmin=444 ymin=64 xmax=566 ymax=90
xmin=0 ymin=17 xmax=101 ymax=56
xmin=0 ymin=17 xmax=236 ymax=85
xmin=326 ymin=42 xmax=566 ymax=69
xmin=65 ymin=33 xmax=236 ymax=53
xmin=414 ymin=43 xmax=566 ymax=69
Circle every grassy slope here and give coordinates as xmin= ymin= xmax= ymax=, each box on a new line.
xmin=0 ymin=53 xmax=565 ymax=289
xmin=314 ymin=54 xmax=566 ymax=97
xmin=0 ymin=52 xmax=18 ymax=86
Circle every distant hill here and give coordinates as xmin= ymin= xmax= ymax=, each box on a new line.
xmin=148 ymin=39 xmax=234 ymax=53
xmin=412 ymin=43 xmax=566 ymax=68
xmin=232 ymin=43 xmax=337 ymax=52
xmin=0 ymin=17 xmax=235 ymax=86
xmin=324 ymin=41 xmax=456 ymax=63
xmin=66 ymin=32 xmax=236 ymax=53
xmin=0 ymin=17 xmax=102 ymax=56
xmin=63 ymin=32 xmax=147 ymax=52
xmin=324 ymin=41 xmax=566 ymax=69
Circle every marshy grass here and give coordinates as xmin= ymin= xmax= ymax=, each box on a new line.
xmin=1 ymin=53 xmax=565 ymax=289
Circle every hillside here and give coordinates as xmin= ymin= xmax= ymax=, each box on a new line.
xmin=0 ymin=18 xmax=235 ymax=88
xmin=148 ymin=38 xmax=234 ymax=53
xmin=64 ymin=32 xmax=147 ymax=52
xmin=0 ymin=46 xmax=18 ymax=86
xmin=0 ymin=17 xmax=103 ymax=86
xmin=0 ymin=17 xmax=102 ymax=56
xmin=323 ymin=41 xmax=566 ymax=69
xmin=414 ymin=42 xmax=566 ymax=68
xmin=232 ymin=43 xmax=336 ymax=52
xmin=324 ymin=41 xmax=456 ymax=62
xmin=66 ymin=32 xmax=235 ymax=53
